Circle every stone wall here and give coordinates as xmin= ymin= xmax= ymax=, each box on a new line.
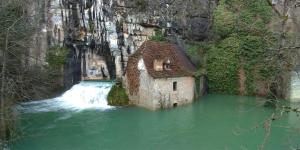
xmin=135 ymin=65 xmax=156 ymax=109
xmin=152 ymin=77 xmax=195 ymax=109
xmin=126 ymin=58 xmax=195 ymax=110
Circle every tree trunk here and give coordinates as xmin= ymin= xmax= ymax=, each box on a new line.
xmin=0 ymin=28 xmax=9 ymax=144
xmin=0 ymin=17 xmax=19 ymax=143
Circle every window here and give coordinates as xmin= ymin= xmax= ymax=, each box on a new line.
xmin=154 ymin=59 xmax=171 ymax=71
xmin=165 ymin=64 xmax=171 ymax=70
xmin=163 ymin=59 xmax=171 ymax=70
xmin=153 ymin=59 xmax=163 ymax=71
xmin=173 ymin=103 xmax=178 ymax=107
xmin=173 ymin=82 xmax=177 ymax=91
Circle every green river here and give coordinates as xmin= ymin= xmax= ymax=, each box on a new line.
xmin=11 ymin=82 xmax=300 ymax=150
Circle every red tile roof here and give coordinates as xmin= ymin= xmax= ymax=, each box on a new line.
xmin=126 ymin=41 xmax=196 ymax=78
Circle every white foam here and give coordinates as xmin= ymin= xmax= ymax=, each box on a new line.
xmin=17 ymin=81 xmax=115 ymax=113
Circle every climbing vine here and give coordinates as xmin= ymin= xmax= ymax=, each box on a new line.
xmin=205 ymin=0 xmax=281 ymax=95
xmin=207 ymin=36 xmax=241 ymax=94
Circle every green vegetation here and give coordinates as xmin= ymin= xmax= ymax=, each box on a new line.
xmin=46 ymin=45 xmax=69 ymax=69
xmin=207 ymin=36 xmax=241 ymax=94
xmin=0 ymin=1 xmax=68 ymax=146
xmin=186 ymin=0 xmax=284 ymax=95
xmin=149 ymin=29 xmax=167 ymax=42
xmin=186 ymin=42 xmax=208 ymax=68
xmin=108 ymin=80 xmax=129 ymax=106
xmin=0 ymin=0 xmax=36 ymax=145
xmin=213 ymin=0 xmax=272 ymax=37
xmin=45 ymin=45 xmax=69 ymax=96
xmin=206 ymin=0 xmax=280 ymax=95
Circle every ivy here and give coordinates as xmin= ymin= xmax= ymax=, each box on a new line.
xmin=108 ymin=80 xmax=129 ymax=106
xmin=207 ymin=36 xmax=241 ymax=94
xmin=206 ymin=0 xmax=279 ymax=96
xmin=239 ymin=36 xmax=265 ymax=62
xmin=213 ymin=0 xmax=272 ymax=37
xmin=213 ymin=3 xmax=236 ymax=37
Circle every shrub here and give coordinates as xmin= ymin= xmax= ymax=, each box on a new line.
xmin=108 ymin=80 xmax=129 ymax=106
xmin=207 ymin=36 xmax=241 ymax=94
xmin=46 ymin=45 xmax=69 ymax=69
xmin=149 ymin=29 xmax=166 ymax=42
xmin=206 ymin=0 xmax=279 ymax=96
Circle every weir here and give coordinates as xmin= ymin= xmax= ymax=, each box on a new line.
xmin=17 ymin=81 xmax=114 ymax=113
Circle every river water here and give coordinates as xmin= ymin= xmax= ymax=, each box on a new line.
xmin=12 ymin=81 xmax=300 ymax=150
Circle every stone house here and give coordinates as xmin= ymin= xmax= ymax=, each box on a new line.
xmin=124 ymin=41 xmax=196 ymax=110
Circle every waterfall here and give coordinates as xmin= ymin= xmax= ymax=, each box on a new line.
xmin=290 ymin=71 xmax=300 ymax=102
xmin=17 ymin=81 xmax=114 ymax=113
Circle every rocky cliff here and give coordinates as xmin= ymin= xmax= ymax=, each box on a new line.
xmin=35 ymin=0 xmax=215 ymax=88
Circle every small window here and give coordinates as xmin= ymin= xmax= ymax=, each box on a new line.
xmin=173 ymin=82 xmax=177 ymax=91
xmin=163 ymin=59 xmax=171 ymax=70
xmin=164 ymin=63 xmax=171 ymax=70
xmin=153 ymin=59 xmax=163 ymax=71
xmin=166 ymin=64 xmax=171 ymax=69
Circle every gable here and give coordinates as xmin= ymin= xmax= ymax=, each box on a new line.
xmin=138 ymin=58 xmax=146 ymax=71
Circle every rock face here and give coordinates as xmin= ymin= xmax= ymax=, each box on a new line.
xmin=122 ymin=0 xmax=215 ymax=41
xmin=37 ymin=0 xmax=215 ymax=88
xmin=25 ymin=0 xmax=49 ymax=66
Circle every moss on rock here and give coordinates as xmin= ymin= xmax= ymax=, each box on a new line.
xmin=108 ymin=81 xmax=129 ymax=106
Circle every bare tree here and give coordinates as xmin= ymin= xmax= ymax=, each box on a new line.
xmin=0 ymin=0 xmax=65 ymax=147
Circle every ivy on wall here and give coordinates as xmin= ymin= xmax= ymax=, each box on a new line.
xmin=154 ymin=0 xmax=286 ymax=96
xmin=207 ymin=36 xmax=241 ymax=94
xmin=204 ymin=0 xmax=280 ymax=95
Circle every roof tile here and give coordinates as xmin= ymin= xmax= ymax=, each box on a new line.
xmin=126 ymin=41 xmax=196 ymax=78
